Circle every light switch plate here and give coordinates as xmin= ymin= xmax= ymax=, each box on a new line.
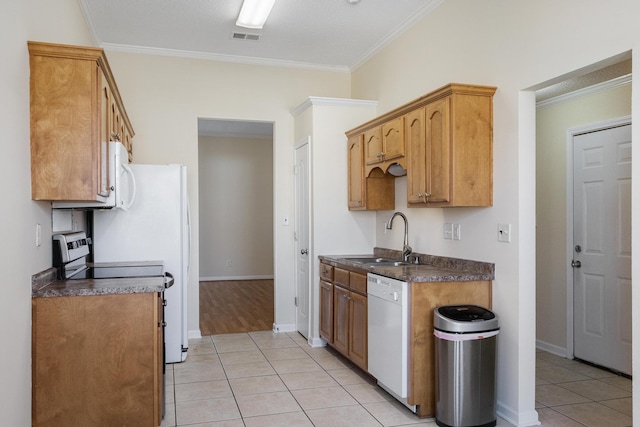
xmin=452 ymin=223 xmax=461 ymax=240
xmin=498 ymin=224 xmax=511 ymax=242
xmin=443 ymin=223 xmax=452 ymax=239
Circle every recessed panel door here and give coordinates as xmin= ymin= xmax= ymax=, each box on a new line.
xmin=573 ymin=123 xmax=631 ymax=374
xmin=294 ymin=140 xmax=310 ymax=338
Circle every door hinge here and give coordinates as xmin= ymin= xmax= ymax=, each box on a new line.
xmin=293 ymin=165 xmax=298 ymax=175
xmin=294 ymin=296 xmax=298 ymax=306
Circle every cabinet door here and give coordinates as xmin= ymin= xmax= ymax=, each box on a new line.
xmin=406 ymin=108 xmax=426 ymax=205
xmin=381 ymin=117 xmax=405 ymax=162
xmin=319 ymin=280 xmax=334 ymax=342
xmin=333 ymin=286 xmax=350 ymax=355
xmin=348 ymin=135 xmax=365 ymax=210
xmin=363 ymin=126 xmax=383 ymax=166
xmin=156 ymin=293 xmax=164 ymax=427
xmin=100 ymin=77 xmax=113 ymax=197
xmin=349 ymin=292 xmax=368 ymax=370
xmin=425 ymin=97 xmax=451 ymax=203
xmin=33 ymin=293 xmax=158 ymax=426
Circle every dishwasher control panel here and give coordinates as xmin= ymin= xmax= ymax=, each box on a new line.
xmin=367 ymin=274 xmax=408 ymax=304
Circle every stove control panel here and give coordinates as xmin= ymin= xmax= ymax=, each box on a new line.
xmin=53 ymin=231 xmax=91 ymax=263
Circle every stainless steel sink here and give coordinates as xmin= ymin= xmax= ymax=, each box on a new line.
xmin=343 ymin=257 xmax=410 ymax=266
xmin=373 ymin=261 xmax=411 ymax=267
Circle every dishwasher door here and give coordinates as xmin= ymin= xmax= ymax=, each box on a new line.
xmin=367 ymin=274 xmax=409 ymax=399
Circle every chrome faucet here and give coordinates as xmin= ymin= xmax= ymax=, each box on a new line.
xmin=386 ymin=212 xmax=412 ymax=262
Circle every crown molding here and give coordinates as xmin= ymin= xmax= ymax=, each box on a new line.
xmin=100 ymin=43 xmax=351 ymax=73
xmin=290 ymin=97 xmax=378 ymax=117
xmin=536 ymin=74 xmax=632 ymax=109
xmin=350 ymin=0 xmax=445 ymax=72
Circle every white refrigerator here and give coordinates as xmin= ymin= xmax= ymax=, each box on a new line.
xmin=93 ymin=164 xmax=190 ymax=363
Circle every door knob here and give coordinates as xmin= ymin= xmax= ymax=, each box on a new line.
xmin=300 ymin=249 xmax=308 ymax=255
xmin=571 ymin=260 xmax=582 ymax=268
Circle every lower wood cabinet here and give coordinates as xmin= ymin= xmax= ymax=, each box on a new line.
xmin=318 ymin=259 xmax=493 ymax=418
xmin=319 ymin=279 xmax=333 ymax=341
xmin=32 ymin=292 xmax=163 ymax=427
xmin=319 ymin=263 xmax=368 ymax=371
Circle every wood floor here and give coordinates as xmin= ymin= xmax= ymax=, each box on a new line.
xmin=199 ymin=279 xmax=274 ymax=336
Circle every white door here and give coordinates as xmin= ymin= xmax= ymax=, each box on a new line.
xmin=573 ymin=123 xmax=632 ymax=374
xmin=294 ymin=139 xmax=311 ymax=338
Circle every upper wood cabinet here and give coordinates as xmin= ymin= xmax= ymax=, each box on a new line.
xmin=28 ymin=41 xmax=134 ymax=201
xmin=407 ymin=86 xmax=495 ymax=207
xmin=347 ymin=83 xmax=496 ymax=210
xmin=363 ymin=117 xmax=406 ymax=176
xmin=348 ymin=134 xmax=394 ymax=211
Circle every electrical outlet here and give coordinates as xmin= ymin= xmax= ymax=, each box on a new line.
xmin=226 ymin=260 xmax=232 ymax=267
xmin=498 ymin=224 xmax=511 ymax=243
xmin=443 ymin=223 xmax=453 ymax=240
xmin=452 ymin=223 xmax=461 ymax=240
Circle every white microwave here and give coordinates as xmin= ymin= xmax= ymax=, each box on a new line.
xmin=53 ymin=141 xmax=136 ymax=210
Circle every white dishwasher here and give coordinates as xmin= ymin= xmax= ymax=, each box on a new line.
xmin=367 ymin=273 xmax=415 ymax=411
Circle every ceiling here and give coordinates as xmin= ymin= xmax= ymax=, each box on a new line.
xmin=79 ymin=0 xmax=631 ymax=137
xmin=79 ymin=0 xmax=442 ymax=72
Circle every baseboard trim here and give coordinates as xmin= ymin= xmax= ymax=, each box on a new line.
xmin=308 ymin=336 xmax=328 ymax=348
xmin=200 ymin=275 xmax=274 ymax=281
xmin=497 ymin=402 xmax=540 ymax=426
xmin=188 ymin=329 xmax=202 ymax=339
xmin=272 ymin=323 xmax=296 ymax=333
xmin=536 ymin=340 xmax=567 ymax=358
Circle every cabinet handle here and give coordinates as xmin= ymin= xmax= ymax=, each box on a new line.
xmin=159 ymin=321 xmax=167 ymax=327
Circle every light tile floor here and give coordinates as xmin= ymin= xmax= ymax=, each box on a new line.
xmin=161 ymin=331 xmax=513 ymax=427
xmin=536 ymin=349 xmax=632 ymax=427
xmin=161 ymin=332 xmax=633 ymax=426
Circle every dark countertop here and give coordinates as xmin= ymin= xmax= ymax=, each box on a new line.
xmin=319 ymin=247 xmax=494 ymax=283
xmin=32 ymin=263 xmax=169 ymax=298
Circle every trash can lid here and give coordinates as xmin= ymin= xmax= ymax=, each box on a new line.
xmin=434 ymin=305 xmax=499 ymax=333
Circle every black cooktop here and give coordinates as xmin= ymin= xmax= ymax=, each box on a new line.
xmin=66 ymin=264 xmax=165 ymax=280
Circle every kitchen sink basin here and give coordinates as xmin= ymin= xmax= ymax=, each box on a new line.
xmin=343 ymin=257 xmax=411 ymax=266
xmin=373 ymin=261 xmax=411 ymax=267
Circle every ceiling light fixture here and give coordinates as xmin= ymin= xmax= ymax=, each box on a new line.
xmin=236 ymin=0 xmax=276 ymax=29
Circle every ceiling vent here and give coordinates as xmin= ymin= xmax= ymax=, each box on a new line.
xmin=231 ymin=32 xmax=261 ymax=41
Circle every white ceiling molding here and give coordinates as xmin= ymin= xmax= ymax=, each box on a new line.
xmin=290 ymin=97 xmax=378 ymax=117
xmin=536 ymin=74 xmax=632 ymax=109
xmin=350 ymin=0 xmax=445 ymax=72
xmin=101 ymin=42 xmax=351 ymax=73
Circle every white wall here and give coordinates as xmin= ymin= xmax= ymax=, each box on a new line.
xmin=198 ymin=135 xmax=274 ymax=280
xmin=292 ymin=98 xmax=379 ymax=341
xmin=536 ymin=83 xmax=632 ymax=353
xmin=1 ymin=0 xmax=94 ymax=424
xmin=350 ymin=0 xmax=640 ymax=425
xmin=105 ymin=51 xmax=351 ymax=336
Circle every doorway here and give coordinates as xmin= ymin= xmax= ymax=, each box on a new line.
xmin=197 ymin=118 xmax=275 ymax=335
xmin=535 ymin=57 xmax=632 ymax=358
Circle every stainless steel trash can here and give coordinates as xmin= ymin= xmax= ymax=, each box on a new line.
xmin=434 ymin=305 xmax=499 ymax=427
